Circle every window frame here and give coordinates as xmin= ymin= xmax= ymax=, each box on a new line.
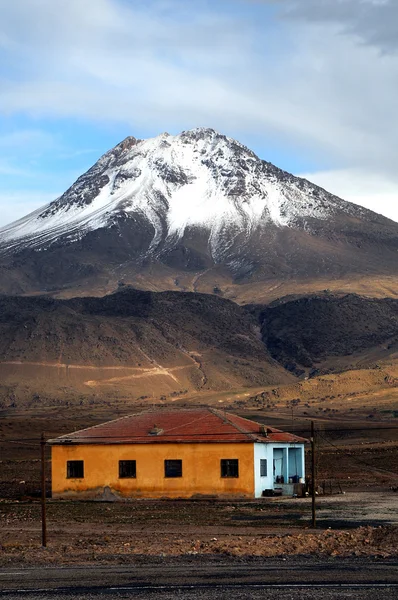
xmin=260 ymin=458 xmax=267 ymax=477
xmin=220 ymin=458 xmax=239 ymax=478
xmin=119 ymin=460 xmax=137 ymax=479
xmin=164 ymin=459 xmax=183 ymax=478
xmin=66 ymin=460 xmax=84 ymax=479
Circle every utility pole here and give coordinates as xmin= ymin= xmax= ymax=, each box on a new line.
xmin=311 ymin=421 xmax=316 ymax=528
xmin=40 ymin=433 xmax=47 ymax=547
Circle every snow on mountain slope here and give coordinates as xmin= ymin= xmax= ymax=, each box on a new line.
xmin=1 ymin=127 xmax=398 ymax=299
xmin=0 ymin=128 xmax=363 ymax=260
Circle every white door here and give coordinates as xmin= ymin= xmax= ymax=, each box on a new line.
xmin=273 ymin=449 xmax=283 ymax=482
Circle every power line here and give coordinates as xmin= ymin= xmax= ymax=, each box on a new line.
xmin=317 ymin=432 xmax=398 ymax=478
xmin=277 ymin=427 xmax=398 ymax=434
xmin=1 ymin=439 xmax=39 ymax=447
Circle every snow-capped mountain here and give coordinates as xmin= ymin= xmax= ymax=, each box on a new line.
xmin=1 ymin=127 xmax=398 ymax=298
xmin=0 ymin=128 xmax=365 ymax=254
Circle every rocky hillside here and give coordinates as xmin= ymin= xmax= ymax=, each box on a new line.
xmin=2 ymin=288 xmax=398 ymax=408
xmin=252 ymin=294 xmax=398 ymax=375
xmin=0 ymin=287 xmax=293 ymax=408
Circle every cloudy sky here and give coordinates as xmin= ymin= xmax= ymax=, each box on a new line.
xmin=0 ymin=0 xmax=397 ymax=226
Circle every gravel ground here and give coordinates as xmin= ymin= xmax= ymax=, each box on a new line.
xmin=1 ymin=492 xmax=397 ymax=566
xmin=277 ymin=490 xmax=398 ymax=527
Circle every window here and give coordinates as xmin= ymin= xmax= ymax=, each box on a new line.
xmin=221 ymin=459 xmax=239 ymax=478
xmin=165 ymin=459 xmax=182 ymax=478
xmin=260 ymin=459 xmax=267 ymax=477
xmin=67 ymin=460 xmax=84 ymax=479
xmin=119 ymin=460 xmax=136 ymax=478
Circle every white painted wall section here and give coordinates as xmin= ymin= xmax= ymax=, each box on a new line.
xmin=253 ymin=443 xmax=306 ymax=498
xmin=253 ymin=443 xmax=273 ymax=498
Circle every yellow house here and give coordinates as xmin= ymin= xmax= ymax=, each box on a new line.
xmin=49 ymin=408 xmax=307 ymax=499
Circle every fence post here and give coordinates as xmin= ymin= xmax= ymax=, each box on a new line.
xmin=311 ymin=421 xmax=316 ymax=528
xmin=41 ymin=433 xmax=47 ymax=547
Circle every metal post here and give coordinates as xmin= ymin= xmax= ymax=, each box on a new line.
xmin=40 ymin=433 xmax=47 ymax=547
xmin=311 ymin=421 xmax=316 ymax=528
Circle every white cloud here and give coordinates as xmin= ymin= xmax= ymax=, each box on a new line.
xmin=265 ymin=0 xmax=398 ymax=53
xmin=300 ymin=168 xmax=398 ymax=223
xmin=0 ymin=191 xmax=56 ymax=227
xmin=0 ymin=0 xmax=398 ymax=224
xmin=0 ymin=129 xmax=54 ymax=149
xmin=0 ymin=1 xmax=396 ymax=171
xmin=0 ymin=129 xmax=57 ymax=182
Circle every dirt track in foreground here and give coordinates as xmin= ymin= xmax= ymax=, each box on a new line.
xmin=1 ymin=493 xmax=397 ymax=565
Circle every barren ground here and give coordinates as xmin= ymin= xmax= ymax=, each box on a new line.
xmin=1 ymin=492 xmax=397 ymax=566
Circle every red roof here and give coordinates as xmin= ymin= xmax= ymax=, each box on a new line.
xmin=49 ymin=408 xmax=308 ymax=445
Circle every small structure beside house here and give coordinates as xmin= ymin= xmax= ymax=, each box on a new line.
xmin=48 ymin=408 xmax=308 ymax=499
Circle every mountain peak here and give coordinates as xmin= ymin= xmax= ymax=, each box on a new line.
xmin=0 ymin=127 xmax=397 ymax=297
xmin=114 ymin=135 xmax=140 ymax=152
xmin=180 ymin=126 xmax=219 ymax=139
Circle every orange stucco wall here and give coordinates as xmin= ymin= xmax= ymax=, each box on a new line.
xmin=51 ymin=442 xmax=255 ymax=499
